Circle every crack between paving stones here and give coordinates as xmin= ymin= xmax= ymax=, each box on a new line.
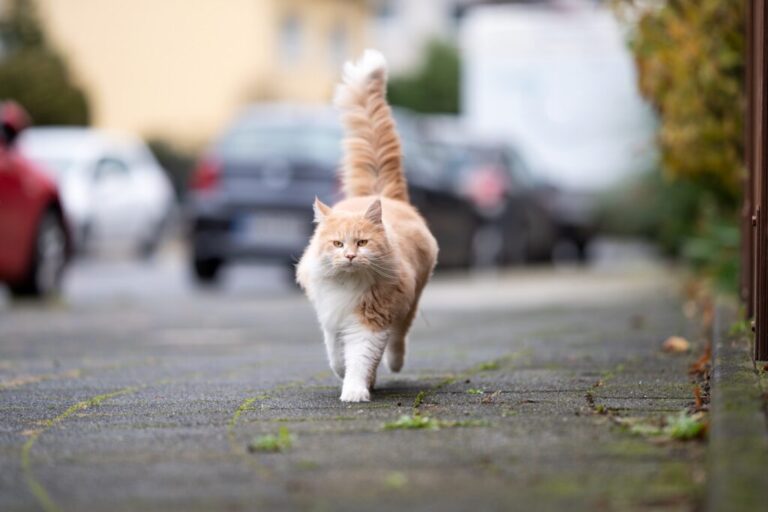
xmin=19 ymin=359 xmax=271 ymax=512
xmin=0 ymin=358 xmax=161 ymax=392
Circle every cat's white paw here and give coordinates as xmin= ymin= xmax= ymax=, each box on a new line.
xmin=340 ymin=385 xmax=370 ymax=402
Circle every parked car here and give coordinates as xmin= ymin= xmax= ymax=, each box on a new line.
xmin=421 ymin=117 xmax=594 ymax=265
xmin=0 ymin=102 xmax=72 ymax=298
xmin=18 ymin=127 xmax=176 ymax=257
xmin=531 ymin=180 xmax=595 ymax=262
xmin=186 ymin=104 xmax=478 ymax=284
xmin=420 ymin=137 xmax=554 ymax=265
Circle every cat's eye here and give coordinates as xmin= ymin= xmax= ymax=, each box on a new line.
xmin=357 ymin=240 xmax=368 ymax=247
xmin=333 ymin=241 xmax=343 ymax=248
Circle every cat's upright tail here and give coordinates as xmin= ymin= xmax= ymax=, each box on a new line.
xmin=334 ymin=49 xmax=409 ymax=203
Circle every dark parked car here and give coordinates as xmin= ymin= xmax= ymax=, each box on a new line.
xmin=425 ymin=140 xmax=557 ymax=265
xmin=185 ymin=105 xmax=478 ymax=284
xmin=421 ymin=117 xmax=594 ymax=265
xmin=0 ymin=102 xmax=71 ymax=298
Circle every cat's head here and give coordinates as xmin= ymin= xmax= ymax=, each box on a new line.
xmin=311 ymin=198 xmax=393 ymax=279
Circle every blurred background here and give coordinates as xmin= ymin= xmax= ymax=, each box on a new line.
xmin=0 ymin=0 xmax=743 ymax=304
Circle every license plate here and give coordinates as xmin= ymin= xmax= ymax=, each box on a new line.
xmin=240 ymin=213 xmax=306 ymax=245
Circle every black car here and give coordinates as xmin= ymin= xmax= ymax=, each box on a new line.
xmin=421 ymin=116 xmax=594 ymax=266
xmin=420 ymin=137 xmax=555 ymax=266
xmin=185 ymin=105 xmax=478 ymax=284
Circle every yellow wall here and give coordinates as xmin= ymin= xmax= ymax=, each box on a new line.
xmin=34 ymin=0 xmax=368 ymax=147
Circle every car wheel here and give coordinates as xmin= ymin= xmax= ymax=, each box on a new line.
xmin=77 ymin=221 xmax=93 ymax=256
xmin=10 ymin=210 xmax=68 ymax=299
xmin=192 ymin=257 xmax=223 ymax=285
xmin=470 ymin=223 xmax=504 ymax=268
xmin=137 ymin=218 xmax=167 ymax=260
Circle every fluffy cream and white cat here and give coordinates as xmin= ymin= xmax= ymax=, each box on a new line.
xmin=296 ymin=49 xmax=438 ymax=402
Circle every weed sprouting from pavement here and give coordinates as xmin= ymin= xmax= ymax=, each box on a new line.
xmin=728 ymin=319 xmax=751 ymax=337
xmin=248 ymin=426 xmax=294 ymax=453
xmin=413 ymin=390 xmax=427 ymax=409
xmin=664 ymin=411 xmax=707 ymax=440
xmin=467 ymin=388 xmax=484 ymax=395
xmin=383 ymin=414 xmax=490 ymax=431
xmin=476 ymin=360 xmax=501 ymax=371
xmin=613 ymin=411 xmax=707 ymax=441
xmin=385 ymin=471 xmax=408 ymax=488
xmin=384 ymin=414 xmax=440 ymax=430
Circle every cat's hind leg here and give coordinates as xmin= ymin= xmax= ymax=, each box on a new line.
xmin=339 ymin=325 xmax=388 ymax=402
xmin=323 ymin=329 xmax=345 ymax=380
xmin=386 ymin=299 xmax=419 ymax=373
xmin=385 ymin=334 xmax=405 ymax=373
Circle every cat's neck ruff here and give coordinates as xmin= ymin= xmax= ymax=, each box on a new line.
xmin=313 ymin=271 xmax=372 ymax=330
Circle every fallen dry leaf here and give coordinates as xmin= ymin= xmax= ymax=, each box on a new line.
xmin=689 ymin=343 xmax=712 ymax=376
xmin=693 ymin=385 xmax=703 ymax=411
xmin=662 ymin=336 xmax=691 ymax=353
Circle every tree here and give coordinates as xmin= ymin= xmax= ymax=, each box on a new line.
xmin=628 ymin=0 xmax=744 ymax=206
xmin=388 ymin=40 xmax=460 ymax=114
xmin=604 ymin=0 xmax=745 ymax=290
xmin=0 ymin=0 xmax=89 ymax=125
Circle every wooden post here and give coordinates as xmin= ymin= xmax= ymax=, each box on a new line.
xmin=748 ymin=0 xmax=768 ymax=360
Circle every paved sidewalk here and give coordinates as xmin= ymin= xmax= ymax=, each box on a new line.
xmin=0 ymin=266 xmax=706 ymax=511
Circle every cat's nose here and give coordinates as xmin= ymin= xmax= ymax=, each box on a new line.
xmin=345 ymin=253 xmax=356 ymax=261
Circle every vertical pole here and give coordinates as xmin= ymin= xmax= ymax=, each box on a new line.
xmin=754 ymin=0 xmax=768 ymax=360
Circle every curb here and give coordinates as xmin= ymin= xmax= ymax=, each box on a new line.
xmin=706 ymin=305 xmax=768 ymax=511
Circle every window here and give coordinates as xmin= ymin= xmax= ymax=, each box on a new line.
xmin=329 ymin=22 xmax=348 ymax=66
xmin=375 ymin=0 xmax=396 ymax=20
xmin=279 ymin=15 xmax=303 ymax=65
xmin=94 ymin=157 xmax=129 ymax=182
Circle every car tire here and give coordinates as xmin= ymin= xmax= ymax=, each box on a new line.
xmin=137 ymin=217 xmax=167 ymax=260
xmin=10 ymin=210 xmax=68 ymax=299
xmin=470 ymin=223 xmax=505 ymax=268
xmin=74 ymin=221 xmax=93 ymax=257
xmin=192 ymin=257 xmax=223 ymax=285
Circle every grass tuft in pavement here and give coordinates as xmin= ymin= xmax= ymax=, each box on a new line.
xmin=384 ymin=414 xmax=441 ymax=430
xmin=383 ymin=414 xmax=490 ymax=431
xmin=613 ymin=410 xmax=707 ymax=441
xmin=248 ymin=426 xmax=294 ymax=453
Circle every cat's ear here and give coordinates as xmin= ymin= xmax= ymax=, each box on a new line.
xmin=313 ymin=197 xmax=332 ymax=223
xmin=364 ymin=199 xmax=382 ymax=224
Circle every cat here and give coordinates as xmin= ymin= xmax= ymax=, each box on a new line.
xmin=296 ymin=49 xmax=438 ymax=402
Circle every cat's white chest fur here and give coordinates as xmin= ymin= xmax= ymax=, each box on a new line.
xmin=311 ymin=273 xmax=370 ymax=331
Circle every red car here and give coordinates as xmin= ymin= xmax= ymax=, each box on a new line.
xmin=0 ymin=102 xmax=71 ymax=298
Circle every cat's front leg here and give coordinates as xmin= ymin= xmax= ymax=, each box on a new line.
xmin=339 ymin=326 xmax=388 ymax=402
xmin=323 ymin=329 xmax=345 ymax=380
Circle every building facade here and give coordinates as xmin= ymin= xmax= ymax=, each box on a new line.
xmin=33 ymin=0 xmax=369 ymax=146
xmin=368 ymin=0 xmax=460 ymax=74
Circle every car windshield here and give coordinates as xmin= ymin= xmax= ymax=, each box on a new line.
xmin=217 ymin=124 xmax=342 ymax=164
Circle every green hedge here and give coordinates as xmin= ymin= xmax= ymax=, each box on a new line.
xmin=605 ymin=0 xmax=745 ymax=291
